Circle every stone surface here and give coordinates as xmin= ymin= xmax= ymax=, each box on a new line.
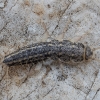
xmin=0 ymin=0 xmax=100 ymax=100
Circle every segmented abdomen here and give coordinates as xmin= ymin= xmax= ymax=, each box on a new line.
xmin=3 ymin=40 xmax=85 ymax=66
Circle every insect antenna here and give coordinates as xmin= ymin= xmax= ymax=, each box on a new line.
xmin=92 ymin=47 xmax=100 ymax=52
xmin=6 ymin=65 xmax=9 ymax=100
xmin=91 ymin=46 xmax=100 ymax=62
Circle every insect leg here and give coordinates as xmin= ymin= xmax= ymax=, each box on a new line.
xmin=57 ymin=59 xmax=68 ymax=81
xmin=42 ymin=64 xmax=52 ymax=81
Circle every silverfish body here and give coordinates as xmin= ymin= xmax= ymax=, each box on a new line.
xmin=3 ymin=40 xmax=93 ymax=66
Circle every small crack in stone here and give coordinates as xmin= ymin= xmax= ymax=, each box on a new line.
xmin=92 ymin=88 xmax=100 ymax=100
xmin=43 ymin=86 xmax=54 ymax=98
xmin=21 ymin=90 xmax=35 ymax=100
xmin=85 ymin=71 xmax=99 ymax=100
xmin=8 ymin=0 xmax=18 ymax=13
xmin=0 ymin=21 xmax=9 ymax=32
xmin=51 ymin=1 xmax=71 ymax=35
xmin=68 ymin=84 xmax=87 ymax=95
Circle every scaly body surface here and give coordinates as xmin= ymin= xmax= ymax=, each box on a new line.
xmin=3 ymin=40 xmax=93 ymax=66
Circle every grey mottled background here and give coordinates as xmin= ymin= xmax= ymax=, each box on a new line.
xmin=0 ymin=0 xmax=100 ymax=100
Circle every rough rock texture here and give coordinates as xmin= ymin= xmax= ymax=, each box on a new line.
xmin=0 ymin=0 xmax=100 ymax=100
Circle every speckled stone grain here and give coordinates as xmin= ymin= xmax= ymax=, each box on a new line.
xmin=0 ymin=0 xmax=100 ymax=100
